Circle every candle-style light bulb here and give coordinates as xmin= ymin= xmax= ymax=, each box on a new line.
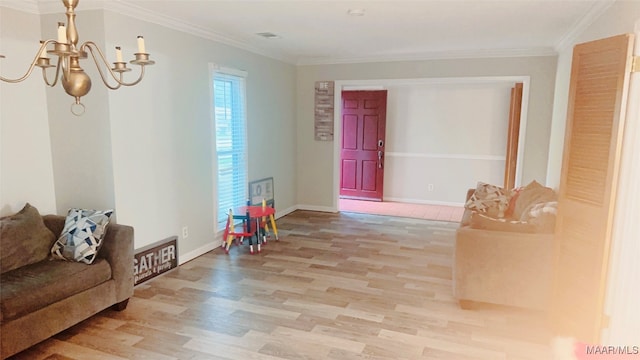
xmin=115 ymin=46 xmax=123 ymax=62
xmin=137 ymin=36 xmax=146 ymax=53
xmin=57 ymin=22 xmax=67 ymax=43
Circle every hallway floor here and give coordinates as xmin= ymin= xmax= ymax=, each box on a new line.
xmin=339 ymin=198 xmax=465 ymax=223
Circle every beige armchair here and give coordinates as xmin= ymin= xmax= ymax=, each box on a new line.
xmin=453 ymin=181 xmax=556 ymax=310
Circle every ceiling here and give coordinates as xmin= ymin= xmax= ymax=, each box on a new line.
xmin=27 ymin=0 xmax=617 ymax=65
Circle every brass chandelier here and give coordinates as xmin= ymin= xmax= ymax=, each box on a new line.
xmin=0 ymin=0 xmax=155 ymax=116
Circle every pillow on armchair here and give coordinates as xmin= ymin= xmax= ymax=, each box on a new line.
xmin=464 ymin=182 xmax=510 ymax=218
xmin=511 ymin=180 xmax=556 ymax=221
xmin=464 ymin=180 xmax=557 ymax=233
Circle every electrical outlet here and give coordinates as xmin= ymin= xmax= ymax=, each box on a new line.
xmin=182 ymin=226 xmax=189 ymax=239
xmin=428 ymin=184 xmax=434 ymax=192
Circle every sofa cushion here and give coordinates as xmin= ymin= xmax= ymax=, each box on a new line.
xmin=0 ymin=204 xmax=56 ymax=274
xmin=51 ymin=208 xmax=113 ymax=264
xmin=512 ymin=181 xmax=556 ymax=221
xmin=0 ymin=258 xmax=111 ymax=322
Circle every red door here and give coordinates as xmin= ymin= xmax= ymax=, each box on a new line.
xmin=340 ymin=90 xmax=387 ymax=201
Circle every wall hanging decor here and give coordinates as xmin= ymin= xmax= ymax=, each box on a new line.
xmin=314 ymin=80 xmax=334 ymax=141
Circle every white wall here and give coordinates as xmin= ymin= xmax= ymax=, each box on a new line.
xmin=297 ymin=56 xmax=557 ymax=210
xmin=102 ymin=10 xmax=297 ymax=259
xmin=40 ymin=10 xmax=116 ymax=216
xmin=0 ymin=7 xmax=57 ymax=216
xmin=383 ymin=81 xmax=513 ymax=205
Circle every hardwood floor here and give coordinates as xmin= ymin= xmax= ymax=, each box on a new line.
xmin=10 ymin=211 xmax=552 ymax=360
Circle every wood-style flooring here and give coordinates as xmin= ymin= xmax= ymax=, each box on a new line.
xmin=10 ymin=210 xmax=552 ymax=360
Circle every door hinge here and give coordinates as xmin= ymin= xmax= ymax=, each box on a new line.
xmin=632 ymin=56 xmax=640 ymax=73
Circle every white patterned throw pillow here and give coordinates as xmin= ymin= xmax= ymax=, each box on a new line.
xmin=51 ymin=208 xmax=113 ymax=264
xmin=464 ymin=182 xmax=509 ymax=218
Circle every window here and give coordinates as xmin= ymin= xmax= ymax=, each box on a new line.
xmin=212 ymin=67 xmax=248 ymax=225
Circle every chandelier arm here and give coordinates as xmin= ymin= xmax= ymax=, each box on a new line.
xmin=0 ymin=39 xmax=57 ymax=83
xmin=0 ymin=63 xmax=37 ymax=83
xmin=120 ymin=65 xmax=146 ymax=87
xmin=81 ymin=42 xmax=122 ymax=90
xmin=41 ymin=57 xmax=62 ymax=87
xmin=82 ymin=42 xmax=148 ymax=87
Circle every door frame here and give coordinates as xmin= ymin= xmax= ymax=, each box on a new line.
xmin=331 ymin=76 xmax=531 ymax=211
xmin=603 ymin=22 xmax=640 ymax=343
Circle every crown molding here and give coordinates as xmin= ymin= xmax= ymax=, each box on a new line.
xmin=107 ymin=1 xmax=295 ymax=63
xmin=30 ymin=0 xmax=296 ymax=64
xmin=10 ymin=1 xmax=575 ymax=67
xmin=0 ymin=0 xmax=39 ymax=14
xmin=296 ymin=47 xmax=558 ymax=66
xmin=554 ymin=0 xmax=616 ymax=52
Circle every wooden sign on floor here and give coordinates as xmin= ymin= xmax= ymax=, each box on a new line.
xmin=133 ymin=236 xmax=178 ymax=285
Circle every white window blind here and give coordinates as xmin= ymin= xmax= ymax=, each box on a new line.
xmin=213 ymin=69 xmax=248 ymax=225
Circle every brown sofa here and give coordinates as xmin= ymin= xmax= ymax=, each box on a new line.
xmin=0 ymin=204 xmax=134 ymax=359
xmin=454 ymin=181 xmax=556 ymax=310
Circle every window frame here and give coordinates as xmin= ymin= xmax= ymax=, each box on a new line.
xmin=210 ymin=64 xmax=249 ymax=230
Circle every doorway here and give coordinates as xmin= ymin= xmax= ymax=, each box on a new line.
xmin=333 ymin=77 xmax=530 ymax=214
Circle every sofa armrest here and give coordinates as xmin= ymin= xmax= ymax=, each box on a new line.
xmin=43 ymin=215 xmax=134 ymax=303
xmin=100 ymin=222 xmax=134 ymax=302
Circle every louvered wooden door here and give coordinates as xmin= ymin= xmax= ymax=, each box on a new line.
xmin=552 ymin=34 xmax=635 ymax=342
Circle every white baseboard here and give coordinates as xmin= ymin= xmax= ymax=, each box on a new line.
xmin=382 ymin=197 xmax=464 ymax=207
xmin=179 ymin=241 xmax=220 ymax=265
xmin=276 ymin=205 xmax=298 ymax=219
